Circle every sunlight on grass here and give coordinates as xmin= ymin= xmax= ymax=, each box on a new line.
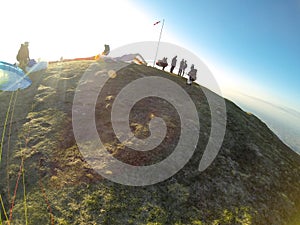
xmin=1 ymin=60 xmax=299 ymax=225
xmin=0 ymin=71 xmax=9 ymax=88
xmin=212 ymin=207 xmax=252 ymax=225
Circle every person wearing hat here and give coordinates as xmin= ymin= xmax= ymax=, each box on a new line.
xmin=16 ymin=42 xmax=30 ymax=71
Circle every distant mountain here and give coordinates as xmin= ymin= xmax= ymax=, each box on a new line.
xmin=0 ymin=60 xmax=299 ymax=224
xmin=227 ymin=92 xmax=300 ymax=154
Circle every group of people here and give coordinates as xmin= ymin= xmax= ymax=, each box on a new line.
xmin=16 ymin=42 xmax=197 ymax=85
xmin=157 ymin=55 xmax=197 ymax=85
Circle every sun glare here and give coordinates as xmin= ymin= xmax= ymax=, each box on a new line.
xmin=1 ymin=0 xmax=176 ymax=62
xmin=2 ymin=0 xmax=290 ymax=112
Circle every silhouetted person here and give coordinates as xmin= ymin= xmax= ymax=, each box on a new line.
xmin=178 ymin=59 xmax=185 ymax=76
xmin=182 ymin=60 xmax=187 ymax=75
xmin=187 ymin=66 xmax=197 ymax=85
xmin=170 ymin=55 xmax=177 ymax=73
xmin=16 ymin=42 xmax=30 ymax=71
xmin=156 ymin=57 xmax=168 ymax=70
xmin=102 ymin=44 xmax=110 ymax=55
xmin=190 ymin=64 xmax=194 ymax=71
xmin=162 ymin=57 xmax=168 ymax=70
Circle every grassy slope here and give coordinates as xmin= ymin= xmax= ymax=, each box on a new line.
xmin=0 ymin=60 xmax=299 ymax=225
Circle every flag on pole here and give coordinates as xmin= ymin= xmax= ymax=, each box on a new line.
xmin=153 ymin=19 xmax=164 ymax=67
xmin=153 ymin=20 xmax=161 ymax=26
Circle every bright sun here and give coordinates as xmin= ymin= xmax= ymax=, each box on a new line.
xmin=0 ymin=0 xmax=177 ymax=62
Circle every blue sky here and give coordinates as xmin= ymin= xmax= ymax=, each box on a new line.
xmin=1 ymin=0 xmax=299 ymax=152
xmin=1 ymin=0 xmax=299 ymax=112
xmin=136 ymin=0 xmax=300 ymax=111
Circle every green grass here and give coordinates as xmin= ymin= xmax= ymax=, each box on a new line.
xmin=1 ymin=60 xmax=300 ymax=224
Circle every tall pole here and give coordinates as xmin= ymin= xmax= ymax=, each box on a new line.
xmin=153 ymin=19 xmax=165 ymax=67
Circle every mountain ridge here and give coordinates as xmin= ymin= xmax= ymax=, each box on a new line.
xmin=0 ymin=60 xmax=299 ymax=225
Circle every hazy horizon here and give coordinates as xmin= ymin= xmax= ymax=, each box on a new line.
xmin=227 ymin=91 xmax=300 ymax=154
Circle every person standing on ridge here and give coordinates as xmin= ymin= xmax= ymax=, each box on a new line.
xmin=16 ymin=41 xmax=30 ymax=71
xmin=162 ymin=57 xmax=168 ymax=70
xmin=170 ymin=55 xmax=177 ymax=73
xmin=187 ymin=65 xmax=197 ymax=85
xmin=178 ymin=59 xmax=185 ymax=76
xmin=102 ymin=44 xmax=110 ymax=56
xmin=190 ymin=64 xmax=194 ymax=71
xmin=155 ymin=57 xmax=168 ymax=70
xmin=182 ymin=60 xmax=187 ymax=76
